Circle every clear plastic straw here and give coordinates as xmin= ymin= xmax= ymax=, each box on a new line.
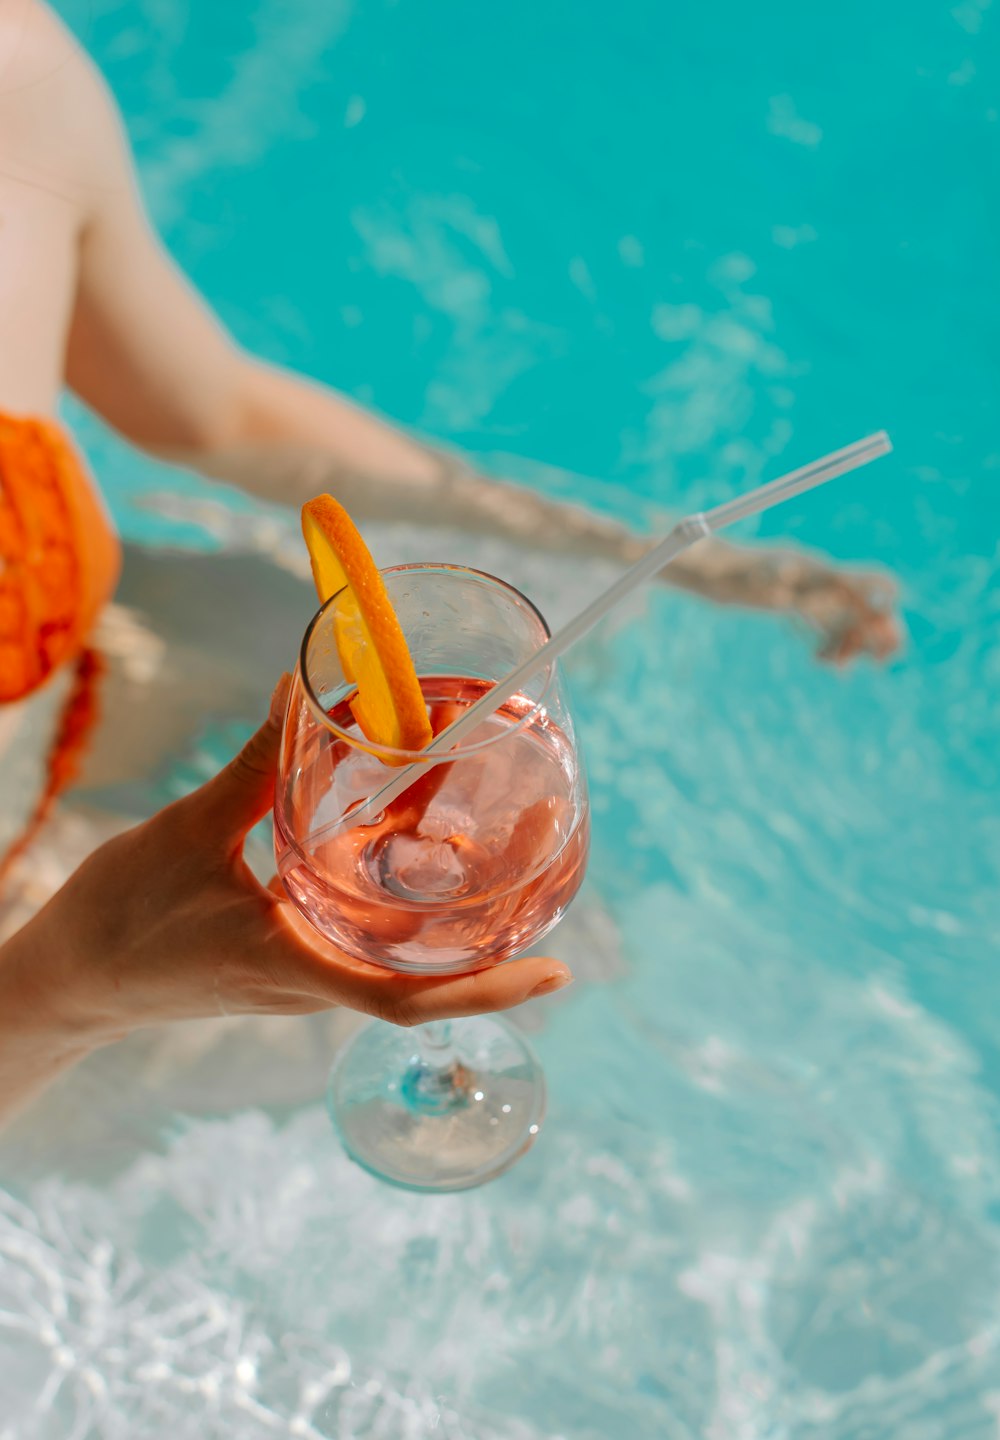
xmin=341 ymin=430 xmax=891 ymax=823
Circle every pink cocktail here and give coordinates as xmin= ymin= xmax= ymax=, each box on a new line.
xmin=275 ymin=565 xmax=589 ymax=1190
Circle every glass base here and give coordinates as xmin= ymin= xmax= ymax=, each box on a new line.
xmin=327 ymin=1015 xmax=546 ymax=1192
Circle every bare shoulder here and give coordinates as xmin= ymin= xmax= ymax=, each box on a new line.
xmin=0 ymin=1 xmax=128 ymax=205
xmin=0 ymin=0 xmax=75 ymax=76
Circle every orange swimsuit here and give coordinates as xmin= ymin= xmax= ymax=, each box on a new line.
xmin=0 ymin=413 xmax=122 ymax=884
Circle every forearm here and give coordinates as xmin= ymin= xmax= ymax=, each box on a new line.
xmin=188 ymin=418 xmax=821 ymax=615
xmin=165 ymin=355 xmax=632 ymax=552
xmin=185 ymin=358 xmax=442 ymax=486
xmin=196 ymin=436 xmax=637 ymax=559
xmin=171 ymin=359 xmax=866 ymax=620
xmin=656 ymin=536 xmax=827 ymax=610
xmin=0 ymin=915 xmax=108 ymax=1127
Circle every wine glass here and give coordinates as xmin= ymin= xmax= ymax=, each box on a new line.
xmin=274 ymin=564 xmax=589 ymax=1191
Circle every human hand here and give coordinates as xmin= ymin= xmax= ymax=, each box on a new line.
xmin=13 ymin=678 xmax=573 ymax=1049
xmin=787 ymin=564 xmax=902 ymax=665
xmin=650 ymin=533 xmax=902 ymax=667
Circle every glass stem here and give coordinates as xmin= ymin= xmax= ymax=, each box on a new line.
xmin=418 ymin=1019 xmax=454 ymax=1060
xmin=401 ymin=1020 xmax=469 ymax=1114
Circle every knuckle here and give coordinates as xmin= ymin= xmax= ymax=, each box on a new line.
xmin=377 ymin=994 xmax=419 ymax=1028
xmin=228 ymin=740 xmax=271 ymax=786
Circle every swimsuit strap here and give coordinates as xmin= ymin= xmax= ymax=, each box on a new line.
xmin=0 ymin=646 xmax=105 ymax=892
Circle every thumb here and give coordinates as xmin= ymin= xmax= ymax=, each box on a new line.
xmin=194 ymin=673 xmax=292 ymax=841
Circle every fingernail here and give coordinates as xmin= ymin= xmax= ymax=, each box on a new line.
xmin=528 ymin=970 xmax=573 ymax=999
xmin=269 ymin=672 xmax=292 ymax=723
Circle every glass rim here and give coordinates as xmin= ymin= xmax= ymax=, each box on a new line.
xmin=298 ymin=562 xmax=556 ymax=763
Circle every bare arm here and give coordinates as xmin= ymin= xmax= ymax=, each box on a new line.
xmin=0 ymin=925 xmax=102 ymax=1124
xmin=0 ymin=684 xmax=569 ymax=1128
xmin=60 ymin=33 xmax=432 ymax=481
xmin=192 ymin=439 xmax=899 ymax=662
xmin=54 ymin=55 xmax=644 ymax=552
xmin=57 ymin=10 xmax=898 ymax=662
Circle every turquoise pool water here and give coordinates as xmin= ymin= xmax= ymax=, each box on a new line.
xmin=3 ymin=1 xmax=999 ymax=1435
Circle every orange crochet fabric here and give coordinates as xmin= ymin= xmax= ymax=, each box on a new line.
xmin=0 ymin=415 xmax=121 ymax=888
xmin=0 ymin=414 xmax=120 ymax=700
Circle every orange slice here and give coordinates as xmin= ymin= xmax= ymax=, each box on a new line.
xmin=302 ymin=495 xmax=432 ymax=760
